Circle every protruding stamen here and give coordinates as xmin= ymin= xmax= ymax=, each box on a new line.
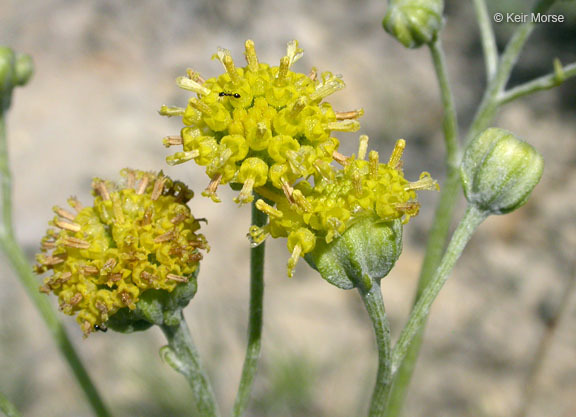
xmin=223 ymin=55 xmax=240 ymax=84
xmin=202 ymin=173 xmax=222 ymax=203
xmin=287 ymin=244 xmax=302 ymax=278
xmin=53 ymin=206 xmax=76 ymax=221
xmin=281 ymin=180 xmax=296 ymax=205
xmin=186 ymin=69 xmax=206 ymax=84
xmin=69 ymin=293 xmax=83 ymax=305
xmin=292 ymin=190 xmax=312 ymax=212
xmin=255 ymin=199 xmax=283 ymax=218
xmin=170 ymin=212 xmax=189 ymax=225
xmin=140 ymin=271 xmax=158 ymax=283
xmin=285 ymin=40 xmax=303 ymax=67
xmin=335 ymin=109 xmax=364 ymax=120
xmin=358 ymin=135 xmax=369 ymax=160
xmin=167 ymin=150 xmax=200 ymax=166
xmin=40 ymin=255 xmax=66 ymax=266
xmin=406 ymin=172 xmax=440 ymax=191
xmin=154 ymin=230 xmax=176 ymax=243
xmin=67 ymin=197 xmax=83 ymax=212
xmin=163 ymin=135 xmax=183 ymax=147
xmin=93 ymin=180 xmax=110 ymax=200
xmin=41 ymin=240 xmax=57 ymax=250
xmin=309 ymin=76 xmax=344 ymax=101
xmin=369 ymin=150 xmax=380 ymax=177
xmin=151 ymin=176 xmax=167 ymax=201
xmin=159 ymin=105 xmax=185 ymax=117
xmin=244 ymin=40 xmax=259 ymax=72
xmin=276 ymin=56 xmax=290 ymax=84
xmin=81 ymin=265 xmax=99 ymax=275
xmin=325 ymin=120 xmax=360 ymax=132
xmin=395 ymin=202 xmax=421 ymax=218
xmin=308 ymin=67 xmax=317 ymax=81
xmin=136 ymin=176 xmax=150 ymax=195
xmin=333 ymin=151 xmax=349 ymax=165
xmin=111 ymin=194 xmax=125 ymax=224
xmin=108 ymin=273 xmax=122 ymax=282
xmin=388 ymin=139 xmax=406 ymax=169
xmin=176 ymin=76 xmax=211 ymax=96
xmin=54 ymin=219 xmax=81 ymax=232
xmin=289 ymin=97 xmax=307 ymax=118
xmin=102 ymin=258 xmax=117 ymax=272
xmin=124 ymin=170 xmax=136 ymax=188
xmin=62 ymin=237 xmax=90 ymax=249
xmin=189 ymin=97 xmax=212 ymax=115
xmin=167 ymin=273 xmax=189 ymax=283
xmin=235 ymin=178 xmax=255 ymax=205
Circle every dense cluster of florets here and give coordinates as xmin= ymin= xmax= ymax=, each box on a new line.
xmin=250 ymin=137 xmax=438 ymax=276
xmin=160 ymin=40 xmax=362 ymax=205
xmin=35 ymin=169 xmax=207 ymax=336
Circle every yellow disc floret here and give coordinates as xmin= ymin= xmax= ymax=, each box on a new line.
xmin=161 ymin=40 xmax=362 ymax=204
xmin=35 ymin=169 xmax=208 ymax=336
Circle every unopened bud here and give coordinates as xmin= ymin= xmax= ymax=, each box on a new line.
xmin=461 ymin=128 xmax=544 ymax=215
xmin=382 ymin=0 xmax=444 ymax=49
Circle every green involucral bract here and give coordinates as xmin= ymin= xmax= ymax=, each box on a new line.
xmin=304 ymin=216 xmax=403 ymax=291
xmin=461 ymin=127 xmax=544 ymax=215
xmin=383 ymin=0 xmax=444 ymax=49
xmin=34 ymin=169 xmax=208 ymax=336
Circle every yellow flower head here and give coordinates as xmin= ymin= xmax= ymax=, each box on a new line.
xmin=160 ymin=40 xmax=363 ymax=204
xmin=35 ymin=169 xmax=208 ymax=336
xmin=250 ymin=137 xmax=439 ymax=277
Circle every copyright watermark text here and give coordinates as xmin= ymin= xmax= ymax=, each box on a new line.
xmin=493 ymin=12 xmax=565 ymax=24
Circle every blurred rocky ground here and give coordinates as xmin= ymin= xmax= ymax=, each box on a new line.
xmin=0 ymin=0 xmax=575 ymax=416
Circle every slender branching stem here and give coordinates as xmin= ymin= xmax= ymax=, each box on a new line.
xmin=232 ymin=200 xmax=267 ymax=417
xmin=0 ymin=112 xmax=112 ymax=417
xmin=360 ymin=282 xmax=392 ymax=417
xmin=391 ymin=205 xmax=487 ymax=372
xmin=0 ymin=391 xmax=22 ymax=417
xmin=472 ymin=0 xmax=498 ymax=81
xmin=499 ymin=62 xmax=576 ymax=105
xmin=160 ymin=312 xmax=220 ymax=417
xmin=383 ymin=38 xmax=461 ymax=417
xmin=515 ymin=264 xmax=576 ymax=417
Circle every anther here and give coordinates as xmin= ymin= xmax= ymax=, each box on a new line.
xmin=154 ymin=231 xmax=176 ymax=243
xmin=244 ymin=40 xmax=259 ymax=72
xmin=186 ymin=68 xmax=206 ymax=84
xmin=357 ymin=135 xmax=369 ymax=160
xmin=388 ymin=139 xmax=406 ymax=169
xmin=62 ymin=237 xmax=90 ymax=249
xmin=276 ymin=56 xmax=290 ymax=84
xmin=136 ymin=176 xmax=150 ymax=195
xmin=332 ymin=151 xmax=349 ymax=165
xmin=335 ymin=109 xmax=365 ymax=120
xmin=151 ymin=176 xmax=167 ymax=201
xmin=176 ymin=76 xmax=211 ymax=96
xmin=54 ymin=219 xmax=81 ymax=232
xmin=159 ymin=105 xmax=185 ymax=117
xmin=53 ymin=206 xmax=76 ymax=221
xmin=167 ymin=273 xmax=188 ymax=283
xmin=92 ymin=180 xmax=110 ymax=200
xmin=163 ymin=135 xmax=183 ymax=147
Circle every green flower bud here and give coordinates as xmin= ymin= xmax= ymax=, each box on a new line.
xmin=304 ymin=216 xmax=403 ymax=291
xmin=461 ymin=128 xmax=544 ymax=215
xmin=0 ymin=47 xmax=34 ymax=111
xmin=383 ymin=0 xmax=444 ymax=49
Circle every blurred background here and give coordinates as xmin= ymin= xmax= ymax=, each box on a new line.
xmin=1 ymin=0 xmax=575 ymax=416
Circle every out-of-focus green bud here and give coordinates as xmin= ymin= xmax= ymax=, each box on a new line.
xmin=0 ymin=47 xmax=34 ymax=111
xmin=383 ymin=0 xmax=444 ymax=49
xmin=304 ymin=216 xmax=403 ymax=292
xmin=107 ymin=271 xmax=198 ymax=333
xmin=15 ymin=53 xmax=33 ymax=86
xmin=461 ymin=128 xmax=544 ymax=215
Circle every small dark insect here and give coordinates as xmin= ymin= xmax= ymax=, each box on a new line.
xmin=94 ymin=324 xmax=108 ymax=333
xmin=218 ymin=92 xmax=241 ymax=98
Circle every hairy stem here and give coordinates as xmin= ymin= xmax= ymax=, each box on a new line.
xmin=160 ymin=312 xmax=220 ymax=417
xmin=472 ymin=0 xmax=498 ymax=81
xmin=391 ymin=206 xmax=487 ymax=372
xmin=0 ymin=111 xmax=112 ymax=417
xmin=233 ymin=200 xmax=267 ymax=417
xmin=360 ymin=282 xmax=392 ymax=417
xmin=383 ymin=38 xmax=460 ymax=417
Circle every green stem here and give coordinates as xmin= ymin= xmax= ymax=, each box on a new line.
xmin=359 ymin=282 xmax=392 ymax=417
xmin=0 ymin=391 xmax=22 ymax=417
xmin=391 ymin=205 xmax=487 ymax=372
xmin=383 ymin=38 xmax=461 ymax=417
xmin=499 ymin=61 xmax=576 ymax=105
xmin=160 ymin=312 xmax=220 ymax=417
xmin=232 ymin=200 xmax=267 ymax=417
xmin=472 ymin=0 xmax=498 ymax=81
xmin=0 ymin=112 xmax=112 ymax=417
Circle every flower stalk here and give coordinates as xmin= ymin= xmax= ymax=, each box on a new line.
xmin=233 ymin=199 xmax=267 ymax=417
xmin=160 ymin=312 xmax=221 ymax=417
